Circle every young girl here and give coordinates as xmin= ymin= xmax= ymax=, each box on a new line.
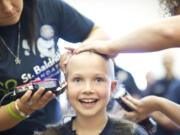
xmin=36 ymin=51 xmax=147 ymax=135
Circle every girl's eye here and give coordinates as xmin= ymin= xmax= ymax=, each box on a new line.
xmin=95 ymin=77 xmax=103 ymax=82
xmin=73 ymin=77 xmax=81 ymax=83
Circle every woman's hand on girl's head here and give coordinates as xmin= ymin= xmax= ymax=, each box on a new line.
xmin=73 ymin=40 xmax=117 ymax=58
xmin=18 ymin=88 xmax=55 ymax=115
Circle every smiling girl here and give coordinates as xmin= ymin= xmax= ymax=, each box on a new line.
xmin=36 ymin=51 xmax=147 ymax=135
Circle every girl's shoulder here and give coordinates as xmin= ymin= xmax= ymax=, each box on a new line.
xmin=106 ymin=116 xmax=148 ymax=135
xmin=106 ymin=116 xmax=134 ymax=135
xmin=34 ymin=118 xmax=74 ymax=135
xmin=34 ymin=126 xmax=61 ymax=135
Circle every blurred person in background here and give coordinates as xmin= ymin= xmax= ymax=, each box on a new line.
xmin=143 ymin=53 xmax=179 ymax=135
xmin=141 ymin=71 xmax=155 ymax=97
xmin=144 ymin=53 xmax=177 ymax=97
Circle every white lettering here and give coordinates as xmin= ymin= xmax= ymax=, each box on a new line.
xmin=33 ymin=66 xmax=41 ymax=74
xmin=21 ymin=73 xmax=34 ymax=83
xmin=40 ymin=73 xmax=46 ymax=78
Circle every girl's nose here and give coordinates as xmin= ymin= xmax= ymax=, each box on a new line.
xmin=83 ymin=82 xmax=94 ymax=92
xmin=1 ymin=0 xmax=13 ymax=14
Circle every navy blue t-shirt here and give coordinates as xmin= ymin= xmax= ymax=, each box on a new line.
xmin=55 ymin=117 xmax=148 ymax=135
xmin=0 ymin=0 xmax=94 ymax=134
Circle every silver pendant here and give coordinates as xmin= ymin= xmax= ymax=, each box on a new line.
xmin=15 ymin=57 xmax=21 ymax=64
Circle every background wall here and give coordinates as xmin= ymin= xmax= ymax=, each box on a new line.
xmin=59 ymin=0 xmax=180 ymax=90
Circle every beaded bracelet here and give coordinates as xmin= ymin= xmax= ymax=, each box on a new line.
xmin=15 ymin=99 xmax=30 ymax=118
xmin=7 ymin=101 xmax=26 ymax=120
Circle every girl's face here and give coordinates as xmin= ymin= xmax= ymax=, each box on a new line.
xmin=66 ymin=53 xmax=117 ymax=118
xmin=0 ymin=0 xmax=23 ymax=26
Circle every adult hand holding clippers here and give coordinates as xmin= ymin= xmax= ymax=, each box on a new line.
xmin=122 ymin=95 xmax=180 ymax=129
xmin=121 ymin=96 xmax=156 ymax=123
xmin=113 ymin=86 xmax=157 ymax=135
xmin=0 ymin=79 xmax=67 ymax=131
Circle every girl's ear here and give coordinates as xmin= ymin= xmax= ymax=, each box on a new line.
xmin=110 ymin=80 xmax=117 ymax=97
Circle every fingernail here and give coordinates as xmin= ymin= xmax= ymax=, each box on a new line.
xmin=125 ymin=96 xmax=129 ymax=99
xmin=63 ymin=62 xmax=66 ymax=64
xmin=25 ymin=90 xmax=32 ymax=96
xmin=121 ymin=96 xmax=126 ymax=100
xmin=73 ymin=50 xmax=77 ymax=54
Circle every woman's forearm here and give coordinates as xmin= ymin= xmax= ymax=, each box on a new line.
xmin=156 ymin=97 xmax=180 ymax=127
xmin=0 ymin=103 xmax=22 ymax=131
xmin=111 ymin=15 xmax=180 ymax=54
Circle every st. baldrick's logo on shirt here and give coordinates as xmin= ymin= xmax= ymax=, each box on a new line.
xmin=21 ymin=24 xmax=60 ymax=83
xmin=21 ymin=53 xmax=60 ymax=83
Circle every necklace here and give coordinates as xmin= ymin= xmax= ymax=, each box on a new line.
xmin=0 ymin=22 xmax=21 ymax=64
